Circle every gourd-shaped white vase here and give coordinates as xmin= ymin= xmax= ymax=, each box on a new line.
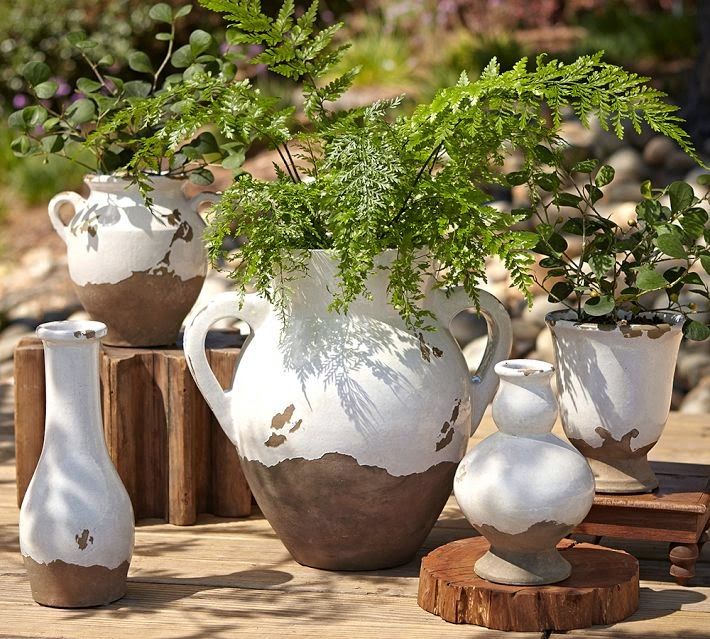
xmin=454 ymin=359 xmax=595 ymax=585
xmin=19 ymin=321 xmax=134 ymax=607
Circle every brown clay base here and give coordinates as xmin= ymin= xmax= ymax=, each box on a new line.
xmin=23 ymin=555 xmax=129 ymax=608
xmin=418 ymin=537 xmax=639 ymax=632
xmin=586 ymin=455 xmax=659 ymax=494
xmin=75 ymin=272 xmax=204 ymax=347
xmin=240 ymin=452 xmax=458 ymax=571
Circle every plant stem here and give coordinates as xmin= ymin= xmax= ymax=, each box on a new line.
xmin=152 ymin=22 xmax=176 ymax=92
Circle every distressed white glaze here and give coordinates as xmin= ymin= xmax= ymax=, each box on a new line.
xmin=184 ymin=250 xmax=513 ymax=477
xmin=546 ymin=310 xmax=684 ymax=452
xmin=19 ymin=321 xmax=134 ymax=569
xmin=454 ymin=360 xmax=595 ymax=536
xmin=48 ymin=174 xmax=215 ymax=286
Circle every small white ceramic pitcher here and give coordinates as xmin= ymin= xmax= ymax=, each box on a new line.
xmin=48 ymin=175 xmax=217 ymax=346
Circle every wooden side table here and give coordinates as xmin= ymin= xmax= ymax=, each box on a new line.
xmin=14 ymin=331 xmax=252 ymax=525
xmin=574 ymin=461 xmax=710 ymax=585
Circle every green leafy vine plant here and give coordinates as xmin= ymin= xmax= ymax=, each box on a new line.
xmin=527 ymin=156 xmax=710 ymax=340
xmin=8 ymin=2 xmax=244 ymax=183
xmin=107 ymin=0 xmax=703 ymax=330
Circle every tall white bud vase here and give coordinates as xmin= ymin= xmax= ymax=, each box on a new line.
xmin=454 ymin=359 xmax=595 ymax=585
xmin=19 ymin=321 xmax=134 ymax=607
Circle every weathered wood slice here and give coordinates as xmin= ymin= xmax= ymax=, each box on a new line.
xmin=418 ymin=537 xmax=639 ymax=632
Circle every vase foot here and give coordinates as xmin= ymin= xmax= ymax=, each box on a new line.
xmin=474 ymin=547 xmax=572 ymax=585
xmin=586 ymin=456 xmax=658 ymax=494
xmin=23 ymin=556 xmax=129 ymax=608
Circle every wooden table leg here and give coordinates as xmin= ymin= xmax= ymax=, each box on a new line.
xmin=669 ymin=541 xmax=700 ymax=586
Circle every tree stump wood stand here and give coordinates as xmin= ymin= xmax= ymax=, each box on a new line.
xmin=14 ymin=331 xmax=251 ymax=525
xmin=418 ymin=537 xmax=639 ymax=632
xmin=574 ymin=461 xmax=710 ymax=586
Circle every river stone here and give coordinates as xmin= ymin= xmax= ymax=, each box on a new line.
xmin=605 ymin=148 xmax=646 ymax=183
xmin=643 ymin=136 xmax=677 ymax=167
xmin=679 ymin=376 xmax=710 ymax=414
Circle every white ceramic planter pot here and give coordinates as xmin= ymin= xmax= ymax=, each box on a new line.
xmin=546 ymin=310 xmax=685 ymax=493
xmin=48 ymin=175 xmax=217 ymax=346
xmin=19 ymin=321 xmax=134 ymax=607
xmin=454 ymin=359 xmax=595 ymax=585
xmin=184 ymin=250 xmax=513 ymax=570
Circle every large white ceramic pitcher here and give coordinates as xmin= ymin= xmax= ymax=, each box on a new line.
xmin=184 ymin=250 xmax=512 ymax=570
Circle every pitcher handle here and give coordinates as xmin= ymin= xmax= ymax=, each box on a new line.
xmin=183 ymin=291 xmax=271 ymax=441
xmin=48 ymin=191 xmax=86 ymax=244
xmin=431 ymin=287 xmax=513 ymax=435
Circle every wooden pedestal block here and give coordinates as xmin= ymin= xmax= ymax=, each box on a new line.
xmin=14 ymin=332 xmax=251 ymax=525
xmin=574 ymin=461 xmax=710 ymax=586
xmin=418 ymin=537 xmax=639 ymax=631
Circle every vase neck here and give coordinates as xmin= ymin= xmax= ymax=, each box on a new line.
xmin=492 ymin=360 xmax=557 ymax=436
xmin=40 ymin=331 xmax=107 ymax=457
xmin=284 ymin=250 xmax=434 ymax=319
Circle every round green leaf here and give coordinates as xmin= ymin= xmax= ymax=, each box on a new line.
xmin=74 ymin=39 xmax=98 ymax=50
xmin=654 ymin=233 xmax=687 ymax=259
xmin=11 ymin=135 xmax=33 ymax=155
xmin=22 ymin=61 xmax=51 ymax=87
xmin=149 ymin=2 xmax=173 ymax=23
xmin=506 ymin=171 xmax=528 ymax=186
xmin=583 ymin=295 xmax=615 ymax=317
xmin=41 ymin=134 xmax=65 ymax=153
xmin=594 ymin=165 xmax=615 ymax=187
xmin=668 ymin=181 xmax=695 ymax=213
xmin=636 ymin=266 xmax=668 ymax=291
xmin=34 ymin=80 xmax=58 ymax=99
xmin=680 ymin=208 xmax=709 ymax=239
xmin=222 ymin=151 xmax=246 ymax=170
xmin=697 ymin=174 xmax=710 ymax=187
xmin=700 ymin=254 xmax=710 ymax=275
xmin=128 ymin=51 xmax=153 ymax=74
xmin=189 ymin=30 xmax=212 ymax=56
xmin=66 ymin=98 xmax=96 ymax=125
xmin=98 ymin=54 xmax=114 ymax=66
xmin=156 ymin=32 xmax=173 ymax=41
xmin=77 ymin=78 xmax=103 ymax=94
xmin=171 ymin=45 xmax=194 ymax=69
xmin=123 ymin=81 xmax=152 ymax=97
xmin=175 ymin=4 xmax=193 ymax=18
xmin=189 ymin=168 xmax=215 ymax=185
xmin=572 ymin=159 xmax=597 ymax=174
xmin=22 ymin=106 xmax=48 ymax=127
xmin=683 ymin=320 xmax=710 ymax=341
xmin=548 ymin=281 xmax=574 ymax=303
xmin=553 ymin=192 xmax=583 ymax=208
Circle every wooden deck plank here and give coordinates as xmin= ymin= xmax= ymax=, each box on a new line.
xmin=0 ymin=408 xmax=708 ymax=638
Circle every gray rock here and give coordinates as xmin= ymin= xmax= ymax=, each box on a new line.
xmin=21 ymin=246 xmax=56 ymax=281
xmin=450 ymin=310 xmax=488 ymax=348
xmin=675 ymin=351 xmax=710 ymax=391
xmin=605 ymin=148 xmax=646 ymax=183
xmin=642 ymin=136 xmax=677 ymax=167
xmin=463 ymin=334 xmax=488 ymax=373
xmin=665 ymin=150 xmax=697 ymax=174
xmin=522 ymin=295 xmax=567 ymax=328
xmin=679 ymin=376 xmax=710 ymax=414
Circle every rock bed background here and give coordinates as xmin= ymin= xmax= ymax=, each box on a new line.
xmin=1 ymin=117 xmax=708 ymax=414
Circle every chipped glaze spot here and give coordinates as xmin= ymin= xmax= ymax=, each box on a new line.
xmin=271 ymin=405 xmax=296 ymax=430
xmin=75 ymin=529 xmax=94 ymax=550
xmin=265 ymin=433 xmax=287 ymax=448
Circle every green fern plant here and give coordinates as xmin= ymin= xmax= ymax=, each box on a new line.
xmin=111 ymin=0 xmax=702 ymax=330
